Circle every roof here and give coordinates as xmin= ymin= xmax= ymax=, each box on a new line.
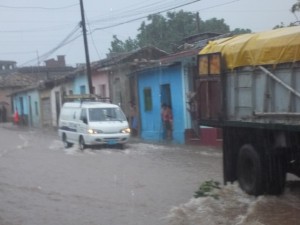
xmin=0 ymin=72 xmax=37 ymax=88
xmin=180 ymin=32 xmax=222 ymax=44
xmin=160 ymin=49 xmax=200 ymax=64
xmin=199 ymin=26 xmax=300 ymax=69
xmin=94 ymin=46 xmax=168 ymax=69
xmin=160 ymin=33 xmax=230 ymax=64
xmin=18 ymin=66 xmax=74 ymax=74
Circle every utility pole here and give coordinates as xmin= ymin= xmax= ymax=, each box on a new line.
xmin=79 ymin=0 xmax=93 ymax=94
xmin=196 ymin=12 xmax=201 ymax=33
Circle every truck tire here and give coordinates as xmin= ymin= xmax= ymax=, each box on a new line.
xmin=237 ymin=144 xmax=264 ymax=196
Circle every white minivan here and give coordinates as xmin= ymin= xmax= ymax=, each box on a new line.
xmin=58 ymin=101 xmax=130 ymax=150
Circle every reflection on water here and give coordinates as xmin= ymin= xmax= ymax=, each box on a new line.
xmin=167 ymin=181 xmax=300 ymax=225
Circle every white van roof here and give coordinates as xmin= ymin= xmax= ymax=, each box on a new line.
xmin=63 ymin=101 xmax=119 ymax=109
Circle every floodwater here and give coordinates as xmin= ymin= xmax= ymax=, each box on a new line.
xmin=0 ymin=125 xmax=300 ymax=225
xmin=167 ymin=181 xmax=300 ymax=225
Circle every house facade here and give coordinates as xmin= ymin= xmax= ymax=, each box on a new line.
xmin=136 ymin=35 xmax=224 ymax=146
xmin=11 ymin=87 xmax=41 ymax=127
xmin=137 ymin=63 xmax=188 ymax=144
xmin=6 ymin=40 xmax=222 ymax=147
xmin=91 ymin=68 xmax=110 ymax=99
xmin=49 ymin=68 xmax=87 ymax=127
xmin=135 ymin=45 xmax=203 ymax=145
xmin=94 ymin=46 xmax=168 ymax=121
xmin=9 ymin=56 xmax=76 ymax=127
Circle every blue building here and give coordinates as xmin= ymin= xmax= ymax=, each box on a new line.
xmin=72 ymin=72 xmax=89 ymax=94
xmin=136 ymin=49 xmax=199 ymax=144
xmin=11 ymin=87 xmax=41 ymax=127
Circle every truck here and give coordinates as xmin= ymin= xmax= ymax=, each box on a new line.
xmin=197 ymin=26 xmax=300 ymax=195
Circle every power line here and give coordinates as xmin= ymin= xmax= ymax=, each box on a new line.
xmin=86 ymin=17 xmax=102 ymax=61
xmin=90 ymin=0 xmax=192 ymax=23
xmin=92 ymin=0 xmax=201 ymax=31
xmin=0 ymin=3 xmax=78 ymax=10
xmin=195 ymin=0 xmax=241 ymax=12
xmin=8 ymin=0 xmax=244 ymax=66
xmin=0 ymin=51 xmax=36 ymax=55
xmin=0 ymin=24 xmax=76 ymax=33
xmin=16 ymin=0 xmax=200 ymax=65
xmin=20 ymin=24 xmax=81 ymax=66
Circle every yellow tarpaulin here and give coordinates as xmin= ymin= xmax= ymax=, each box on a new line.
xmin=199 ymin=26 xmax=300 ymax=69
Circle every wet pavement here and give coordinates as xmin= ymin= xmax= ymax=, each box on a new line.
xmin=0 ymin=123 xmax=222 ymax=225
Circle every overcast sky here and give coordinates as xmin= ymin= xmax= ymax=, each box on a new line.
xmin=0 ymin=0 xmax=298 ymax=67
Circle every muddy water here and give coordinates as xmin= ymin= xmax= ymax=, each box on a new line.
xmin=167 ymin=182 xmax=300 ymax=225
xmin=1 ymin=126 xmax=299 ymax=225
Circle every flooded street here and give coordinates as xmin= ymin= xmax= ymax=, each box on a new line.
xmin=0 ymin=125 xmax=300 ymax=225
xmin=167 ymin=181 xmax=300 ymax=225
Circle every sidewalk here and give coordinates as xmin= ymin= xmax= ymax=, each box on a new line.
xmin=0 ymin=122 xmax=221 ymax=151
xmin=0 ymin=122 xmax=27 ymax=130
xmin=0 ymin=122 xmax=58 ymax=137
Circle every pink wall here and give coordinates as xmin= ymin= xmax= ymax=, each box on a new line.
xmin=92 ymin=70 xmax=110 ymax=98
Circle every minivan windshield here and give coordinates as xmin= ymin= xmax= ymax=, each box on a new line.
xmin=88 ymin=107 xmax=127 ymax=122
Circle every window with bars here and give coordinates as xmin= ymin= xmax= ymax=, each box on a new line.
xmin=144 ymin=88 xmax=152 ymax=111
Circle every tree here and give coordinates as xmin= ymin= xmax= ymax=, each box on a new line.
xmin=137 ymin=14 xmax=169 ymax=51
xmin=109 ymin=35 xmax=139 ymax=53
xmin=109 ymin=10 xmax=250 ymax=53
xmin=291 ymin=0 xmax=300 ymax=13
xmin=200 ymin=18 xmax=230 ymax=34
xmin=273 ymin=1 xmax=300 ymax=29
xmin=109 ymin=35 xmax=125 ymax=53
xmin=291 ymin=0 xmax=300 ymax=23
xmin=273 ymin=22 xmax=286 ymax=29
xmin=230 ymin=28 xmax=251 ymax=35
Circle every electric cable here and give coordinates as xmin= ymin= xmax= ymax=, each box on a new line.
xmin=20 ymin=24 xmax=81 ymax=66
xmin=90 ymin=0 xmax=194 ymax=24
xmin=0 ymin=3 xmax=78 ymax=10
xmin=92 ymin=0 xmax=200 ymax=31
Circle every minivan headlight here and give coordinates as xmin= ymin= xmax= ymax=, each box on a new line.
xmin=88 ymin=129 xmax=103 ymax=134
xmin=121 ymin=128 xmax=131 ymax=134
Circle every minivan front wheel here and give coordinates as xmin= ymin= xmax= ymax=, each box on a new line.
xmin=79 ymin=136 xmax=85 ymax=150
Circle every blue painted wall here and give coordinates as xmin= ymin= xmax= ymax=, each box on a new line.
xmin=13 ymin=89 xmax=40 ymax=127
xmin=138 ymin=63 xmax=186 ymax=144
xmin=73 ymin=74 xmax=88 ymax=94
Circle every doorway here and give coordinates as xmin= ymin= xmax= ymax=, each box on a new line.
xmin=28 ymin=96 xmax=33 ymax=126
xmin=55 ymin=91 xmax=60 ymax=126
xmin=160 ymin=84 xmax=172 ymax=140
xmin=160 ymin=84 xmax=171 ymax=107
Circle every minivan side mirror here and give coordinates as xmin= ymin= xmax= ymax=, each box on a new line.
xmin=82 ymin=117 xmax=88 ymax=124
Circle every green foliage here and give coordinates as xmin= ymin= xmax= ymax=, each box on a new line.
xmin=273 ymin=22 xmax=286 ymax=29
xmin=109 ymin=35 xmax=139 ymax=53
xmin=231 ymin=28 xmax=252 ymax=35
xmin=273 ymin=1 xmax=300 ymax=28
xmin=109 ymin=10 xmax=251 ymax=53
xmin=194 ymin=180 xmax=221 ymax=200
xmin=273 ymin=22 xmax=299 ymax=29
xmin=200 ymin=18 xmax=230 ymax=34
xmin=137 ymin=14 xmax=169 ymax=51
xmin=291 ymin=0 xmax=300 ymax=13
